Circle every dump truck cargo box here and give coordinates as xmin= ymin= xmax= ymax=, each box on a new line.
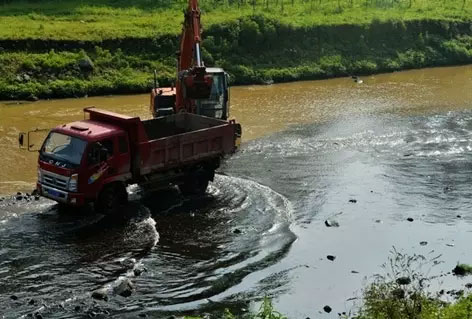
xmin=137 ymin=113 xmax=240 ymax=175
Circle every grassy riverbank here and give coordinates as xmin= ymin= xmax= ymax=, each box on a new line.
xmin=1 ymin=0 xmax=472 ymax=99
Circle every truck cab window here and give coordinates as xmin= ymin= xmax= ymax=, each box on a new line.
xmin=87 ymin=139 xmax=114 ymax=166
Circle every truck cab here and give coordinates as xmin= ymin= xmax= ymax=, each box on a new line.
xmin=37 ymin=120 xmax=129 ymax=208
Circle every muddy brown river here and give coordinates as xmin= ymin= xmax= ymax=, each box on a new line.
xmin=2 ymin=65 xmax=472 ymax=318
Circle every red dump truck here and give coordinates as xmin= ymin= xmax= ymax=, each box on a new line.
xmin=25 ymin=107 xmax=241 ymax=212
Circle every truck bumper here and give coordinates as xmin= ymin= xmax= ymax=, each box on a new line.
xmin=37 ymin=183 xmax=86 ymax=206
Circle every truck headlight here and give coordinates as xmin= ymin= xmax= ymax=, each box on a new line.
xmin=68 ymin=174 xmax=78 ymax=192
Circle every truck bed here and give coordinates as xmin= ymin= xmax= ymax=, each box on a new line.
xmin=84 ymin=108 xmax=239 ymax=178
xmin=138 ymin=113 xmax=239 ymax=175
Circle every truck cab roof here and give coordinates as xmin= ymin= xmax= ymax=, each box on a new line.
xmin=54 ymin=120 xmax=125 ymax=142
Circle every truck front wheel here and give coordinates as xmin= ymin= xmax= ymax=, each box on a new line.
xmin=179 ymin=169 xmax=211 ymax=196
xmin=96 ymin=183 xmax=128 ymax=214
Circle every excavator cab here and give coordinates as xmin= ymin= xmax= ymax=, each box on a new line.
xmin=195 ymin=68 xmax=230 ymax=120
xmin=151 ymin=68 xmax=230 ymax=120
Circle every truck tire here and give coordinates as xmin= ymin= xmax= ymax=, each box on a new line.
xmin=96 ymin=183 xmax=128 ymax=214
xmin=179 ymin=169 xmax=211 ymax=196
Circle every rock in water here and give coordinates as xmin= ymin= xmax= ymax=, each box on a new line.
xmin=133 ymin=267 xmax=146 ymax=277
xmin=348 ymin=199 xmax=357 ymax=203
xmin=324 ymin=219 xmax=339 ymax=227
xmin=327 ymin=255 xmax=336 ymax=261
xmin=91 ymin=288 xmax=108 ymax=301
xmin=407 ymin=217 xmax=414 ymax=222
xmin=114 ymin=278 xmax=134 ymax=297
xmin=323 ymin=305 xmax=332 ymax=313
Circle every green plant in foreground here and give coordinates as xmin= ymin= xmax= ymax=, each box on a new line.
xmin=254 ymin=297 xmax=286 ymax=319
xmin=183 ymin=297 xmax=285 ymax=319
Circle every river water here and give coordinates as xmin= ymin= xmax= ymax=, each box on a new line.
xmin=2 ymin=65 xmax=472 ymax=318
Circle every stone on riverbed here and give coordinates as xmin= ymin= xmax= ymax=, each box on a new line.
xmin=114 ymin=278 xmax=134 ymax=297
xmin=323 ymin=305 xmax=332 ymax=313
xmin=133 ymin=267 xmax=147 ymax=277
xmin=91 ymin=288 xmax=108 ymax=301
xmin=327 ymin=255 xmax=336 ymax=261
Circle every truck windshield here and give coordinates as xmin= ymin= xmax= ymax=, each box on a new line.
xmin=41 ymin=132 xmax=87 ymax=166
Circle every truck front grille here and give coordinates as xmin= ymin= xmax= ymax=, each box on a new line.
xmin=42 ymin=172 xmax=69 ymax=190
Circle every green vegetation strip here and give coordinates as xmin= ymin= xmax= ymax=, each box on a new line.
xmin=1 ymin=0 xmax=472 ymax=100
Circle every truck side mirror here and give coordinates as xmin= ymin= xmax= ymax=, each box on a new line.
xmin=18 ymin=133 xmax=25 ymax=147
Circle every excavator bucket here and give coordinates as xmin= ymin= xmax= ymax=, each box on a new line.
xmin=182 ymin=66 xmax=213 ymax=99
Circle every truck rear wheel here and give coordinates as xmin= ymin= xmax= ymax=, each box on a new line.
xmin=96 ymin=183 xmax=128 ymax=214
xmin=179 ymin=169 xmax=211 ymax=196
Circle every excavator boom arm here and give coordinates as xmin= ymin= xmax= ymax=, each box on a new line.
xmin=175 ymin=0 xmax=212 ymax=113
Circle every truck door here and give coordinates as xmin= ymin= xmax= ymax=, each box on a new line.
xmin=83 ymin=138 xmax=116 ymax=196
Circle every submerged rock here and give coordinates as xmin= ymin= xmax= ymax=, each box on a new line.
xmin=114 ymin=278 xmax=134 ymax=297
xmin=323 ymin=305 xmax=332 ymax=313
xmin=348 ymin=199 xmax=357 ymax=203
xmin=407 ymin=217 xmax=414 ymax=222
xmin=420 ymin=241 xmax=428 ymax=246
xmin=327 ymin=255 xmax=336 ymax=261
xmin=91 ymin=288 xmax=108 ymax=301
xmin=133 ymin=267 xmax=146 ymax=277
xmin=10 ymin=295 xmax=18 ymax=300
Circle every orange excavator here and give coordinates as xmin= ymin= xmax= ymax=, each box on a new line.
xmin=150 ymin=0 xmax=230 ymax=120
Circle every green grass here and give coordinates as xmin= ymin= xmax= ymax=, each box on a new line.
xmin=0 ymin=0 xmax=472 ymax=41
xmin=1 ymin=0 xmax=472 ymax=99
